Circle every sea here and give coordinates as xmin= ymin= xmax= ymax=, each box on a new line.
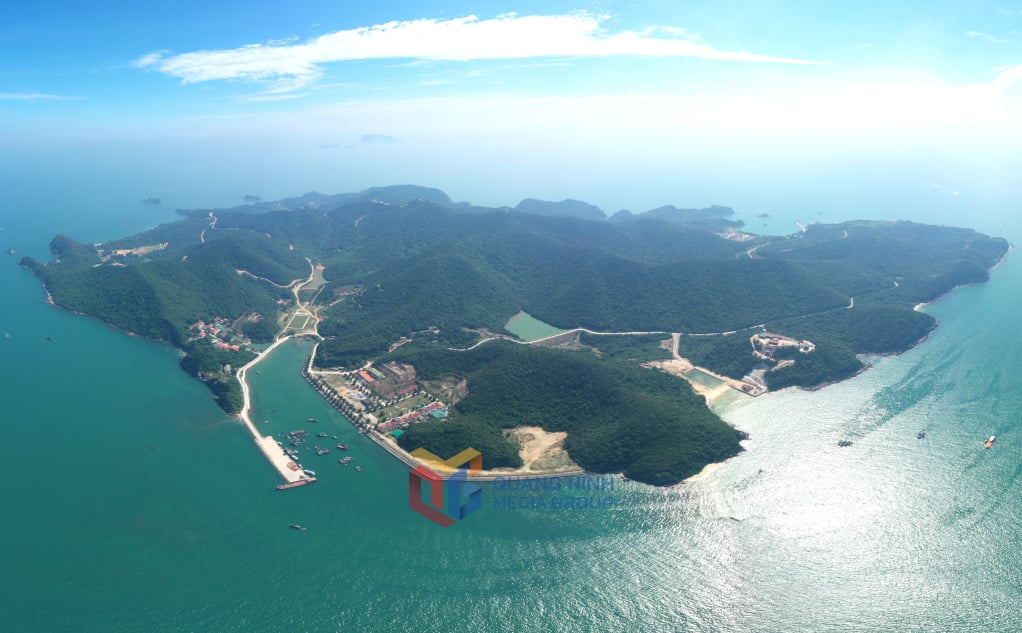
xmin=1 ymin=155 xmax=1020 ymax=633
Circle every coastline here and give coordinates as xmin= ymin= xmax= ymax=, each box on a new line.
xmin=26 ymin=231 xmax=1011 ymax=492
xmin=683 ymin=461 xmax=725 ymax=483
xmin=233 ymin=260 xmax=322 ymax=485
xmin=388 ymin=431 xmax=585 ymax=480
xmin=359 ymin=424 xmax=585 ymax=481
xmin=236 ymin=335 xmax=316 ymax=485
xmin=915 ymin=242 xmax=1012 ymax=312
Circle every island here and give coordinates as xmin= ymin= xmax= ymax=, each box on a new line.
xmin=20 ymin=185 xmax=1010 ymax=485
xmin=141 ymin=197 xmax=163 ymax=205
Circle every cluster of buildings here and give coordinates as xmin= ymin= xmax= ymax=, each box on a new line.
xmin=187 ymin=317 xmax=242 ymax=351
xmin=355 ymin=361 xmax=419 ymax=403
xmin=752 ymin=331 xmax=815 ymax=359
xmin=718 ymin=228 xmax=756 ymax=242
xmin=377 ymin=401 xmax=447 ymax=434
xmin=304 ymin=360 xmax=450 ymax=436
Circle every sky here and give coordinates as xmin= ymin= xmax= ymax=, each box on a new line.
xmin=2 ymin=1 xmax=1022 ymax=214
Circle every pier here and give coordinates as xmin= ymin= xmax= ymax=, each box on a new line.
xmin=236 ymin=337 xmax=316 ymax=487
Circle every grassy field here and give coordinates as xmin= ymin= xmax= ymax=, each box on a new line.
xmin=379 ymin=392 xmax=432 ymax=419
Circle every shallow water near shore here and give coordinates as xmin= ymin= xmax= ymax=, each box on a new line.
xmin=2 ymin=168 xmax=1021 ymax=632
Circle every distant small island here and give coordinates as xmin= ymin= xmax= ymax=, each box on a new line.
xmin=21 ymin=185 xmax=1010 ymax=485
xmin=6 ymin=248 xmax=14 ymax=256
xmin=141 ymin=197 xmax=162 ymax=205
xmin=242 ymin=194 xmax=262 ymax=203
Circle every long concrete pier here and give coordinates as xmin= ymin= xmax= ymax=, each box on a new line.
xmin=236 ymin=336 xmax=315 ymax=486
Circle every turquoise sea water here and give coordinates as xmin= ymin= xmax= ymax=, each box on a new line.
xmin=1 ymin=165 xmax=1020 ymax=632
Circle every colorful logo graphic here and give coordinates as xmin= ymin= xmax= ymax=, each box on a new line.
xmin=408 ymin=447 xmax=482 ymax=527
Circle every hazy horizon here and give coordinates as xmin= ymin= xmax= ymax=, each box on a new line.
xmin=3 ymin=2 xmax=1021 ymax=239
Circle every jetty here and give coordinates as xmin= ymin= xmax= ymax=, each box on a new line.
xmin=234 ymin=259 xmax=323 ymax=488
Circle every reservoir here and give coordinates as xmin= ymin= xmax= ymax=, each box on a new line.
xmin=504 ymin=310 xmax=566 ymax=341
xmin=685 ymin=368 xmax=726 ymax=389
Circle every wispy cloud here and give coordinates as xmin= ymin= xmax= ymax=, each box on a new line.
xmin=360 ymin=134 xmax=400 ymax=143
xmin=133 ymin=13 xmax=829 ymax=92
xmin=0 ymin=92 xmax=83 ymax=101
xmin=236 ymin=91 xmax=311 ymax=103
xmin=966 ymin=30 xmax=1006 ymax=44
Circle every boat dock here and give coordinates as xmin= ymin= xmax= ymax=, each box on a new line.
xmin=236 ymin=337 xmax=316 ymax=488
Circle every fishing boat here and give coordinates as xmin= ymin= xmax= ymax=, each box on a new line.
xmin=337 ymin=443 xmax=348 ymax=450
xmin=289 ymin=524 xmax=307 ymax=531
xmin=984 ymin=435 xmax=996 ymax=449
xmin=917 ymin=431 xmax=926 ymax=439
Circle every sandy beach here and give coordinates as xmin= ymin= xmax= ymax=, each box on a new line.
xmin=683 ymin=461 xmax=724 ymax=483
xmin=373 ymin=424 xmax=584 ymax=481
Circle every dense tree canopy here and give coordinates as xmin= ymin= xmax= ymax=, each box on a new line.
xmin=23 ymin=185 xmax=1009 ymax=484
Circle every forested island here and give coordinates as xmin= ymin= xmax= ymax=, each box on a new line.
xmin=21 ymin=185 xmax=1009 ymax=485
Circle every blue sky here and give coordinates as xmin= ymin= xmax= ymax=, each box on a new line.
xmin=3 ymin=1 xmax=1022 ymax=211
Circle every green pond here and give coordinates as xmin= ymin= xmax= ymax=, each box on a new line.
xmin=685 ymin=368 xmax=726 ymax=388
xmin=504 ymin=311 xmax=566 ymax=341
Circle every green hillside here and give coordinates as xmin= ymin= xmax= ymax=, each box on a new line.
xmin=23 ymin=185 xmax=1009 ymax=484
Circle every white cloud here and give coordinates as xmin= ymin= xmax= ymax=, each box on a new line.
xmin=211 ymin=66 xmax=1022 ymax=147
xmin=134 ymin=13 xmax=828 ymax=91
xmin=0 ymin=92 xmax=82 ymax=101
xmin=992 ymin=63 xmax=1022 ymax=93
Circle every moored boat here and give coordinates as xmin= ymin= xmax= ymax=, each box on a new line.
xmin=984 ymin=435 xmax=996 ymax=449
